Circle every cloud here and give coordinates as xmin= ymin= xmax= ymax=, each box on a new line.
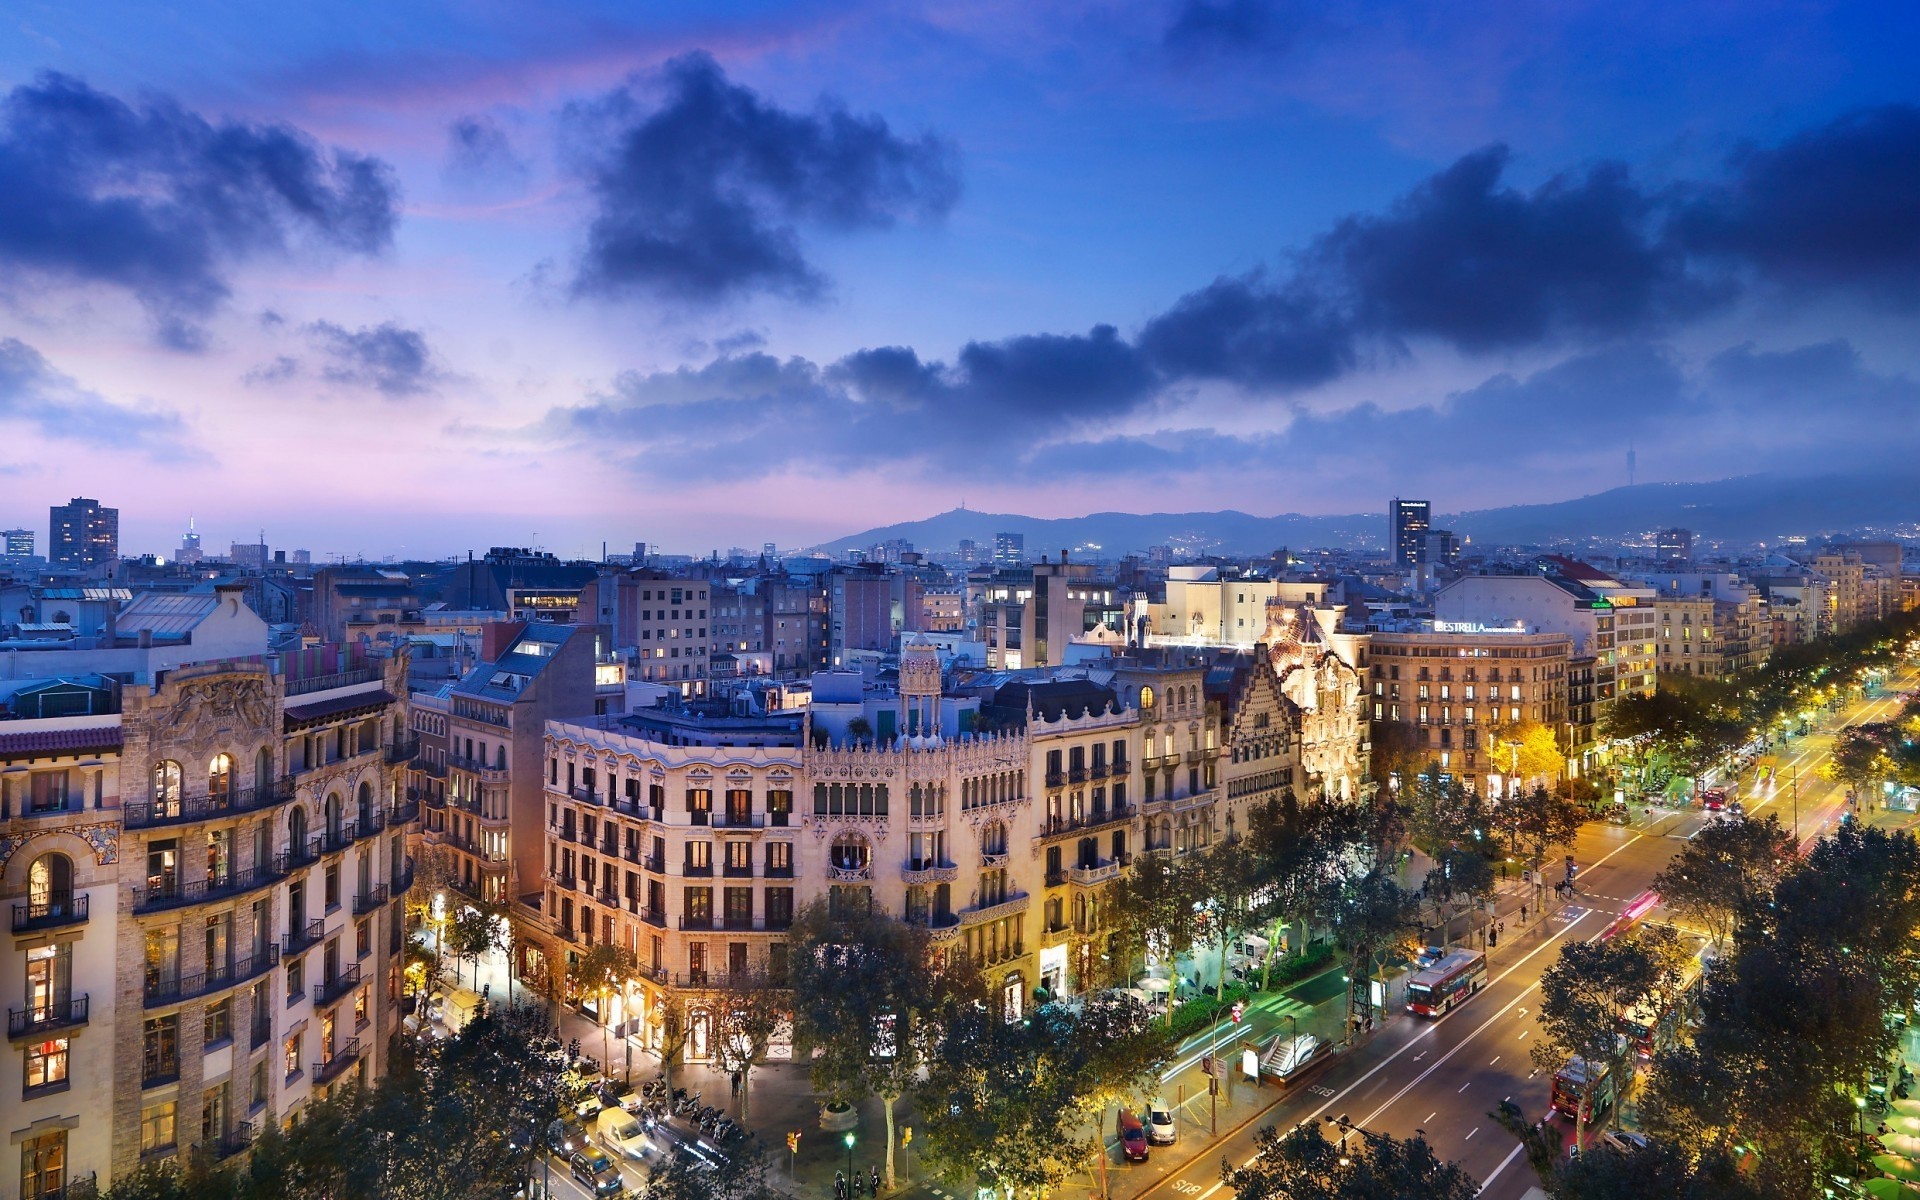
xmin=445 ymin=114 xmax=527 ymax=181
xmin=0 ymin=337 xmax=198 ymax=460
xmin=246 ymin=321 xmax=439 ymax=397
xmin=564 ymin=52 xmax=961 ymax=303
xmin=1673 ymin=105 xmax=1920 ymax=304
xmin=1135 ymin=271 xmax=1355 ymax=388
xmin=1163 ymin=0 xmax=1319 ymax=55
xmin=0 ymin=72 xmax=399 ymax=346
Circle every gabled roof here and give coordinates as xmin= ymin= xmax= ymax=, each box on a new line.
xmin=118 ymin=591 xmax=221 ymax=636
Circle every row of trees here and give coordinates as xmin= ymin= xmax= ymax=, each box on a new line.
xmin=1514 ymin=815 xmax=1920 ymax=1200
xmin=1602 ymin=608 xmax=1920 ymax=795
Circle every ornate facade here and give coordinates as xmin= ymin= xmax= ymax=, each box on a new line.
xmin=0 ymin=654 xmax=416 ymax=1200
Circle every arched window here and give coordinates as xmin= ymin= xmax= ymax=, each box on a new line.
xmin=254 ymin=747 xmax=273 ymax=794
xmin=152 ymin=761 xmax=183 ymax=817
xmin=209 ymin=753 xmax=233 ymax=804
xmin=288 ymin=806 xmax=309 ymax=853
xmin=829 ymin=834 xmax=869 ymax=871
xmin=356 ymin=781 xmax=374 ymax=826
xmin=28 ymin=852 xmax=73 ymax=916
xmin=981 ymin=821 xmax=1008 ymax=857
xmin=1139 ymin=685 xmax=1155 ymax=710
xmin=324 ymin=792 xmax=343 ymax=841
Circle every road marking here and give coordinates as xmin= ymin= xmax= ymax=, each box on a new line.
xmin=1457 ymin=1081 xmax=1472 ymax=1093
xmin=1425 ymin=1111 xmax=1437 ymax=1124
xmin=1478 ymin=1142 xmax=1529 ymax=1195
xmin=1466 ymin=1127 xmax=1478 ymax=1141
xmin=1517 ymin=1030 xmax=1530 ymax=1040
xmin=1489 ymin=1055 xmax=1501 ymax=1066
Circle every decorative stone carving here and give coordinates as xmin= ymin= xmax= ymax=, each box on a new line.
xmin=165 ymin=676 xmax=272 ymax=739
xmin=0 ymin=821 xmax=120 ymax=873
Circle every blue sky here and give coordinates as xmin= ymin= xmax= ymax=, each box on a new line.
xmin=3 ymin=1 xmax=1919 ymax=558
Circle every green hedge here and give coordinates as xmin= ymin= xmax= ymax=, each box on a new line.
xmin=1165 ymin=942 xmax=1337 ymax=1041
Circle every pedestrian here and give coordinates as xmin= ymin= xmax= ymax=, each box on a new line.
xmin=835 ymin=1172 xmax=848 ymax=1200
xmin=871 ymin=1166 xmax=882 ymax=1195
xmin=1521 ymin=905 xmax=1528 ymax=922
xmin=1498 ymin=921 xmax=1505 ymax=936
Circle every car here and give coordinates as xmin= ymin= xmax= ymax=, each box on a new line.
xmin=568 ymin=1149 xmax=625 ymax=1198
xmin=1700 ymin=790 xmax=1726 ymax=812
xmin=1119 ymin=1112 xmax=1150 ymax=1162
xmin=1146 ymin=1100 xmax=1177 ymax=1145
xmin=1600 ymin=1130 xmax=1650 ymax=1154
xmin=598 ymin=1110 xmax=653 ymax=1162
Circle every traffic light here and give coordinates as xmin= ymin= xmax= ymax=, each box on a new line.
xmin=787 ymin=1131 xmax=801 ymax=1154
xmin=903 ymin=1127 xmax=913 ymax=1146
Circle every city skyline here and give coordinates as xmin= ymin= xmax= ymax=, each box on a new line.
xmin=4 ymin=3 xmax=1920 ymax=555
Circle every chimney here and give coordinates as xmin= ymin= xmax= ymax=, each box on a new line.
xmin=482 ymin=621 xmax=527 ymax=661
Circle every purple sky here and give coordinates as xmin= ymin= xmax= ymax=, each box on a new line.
xmin=3 ymin=1 xmax=1919 ymax=559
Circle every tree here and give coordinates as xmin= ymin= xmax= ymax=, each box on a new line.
xmin=1246 ymin=797 xmax=1374 ymax=987
xmin=844 ymin=716 xmax=873 ymax=743
xmin=1489 ymin=720 xmax=1567 ymax=790
xmin=567 ymin=942 xmax=640 ymax=1076
xmin=639 ymin=1144 xmax=781 ymax=1200
xmin=788 ymin=900 xmax=954 ymax=1188
xmin=1649 ymin=813 xmax=1793 ymax=949
xmin=918 ymin=990 xmax=1170 ymax=1200
xmin=1325 ymin=865 xmax=1419 ymax=1033
xmin=1109 ymin=848 xmax=1207 ymax=1017
xmin=649 ymin=989 xmax=695 ymax=1094
xmin=446 ymin=899 xmax=508 ymax=994
xmin=1423 ymin=843 xmax=1494 ymax=948
xmin=710 ymin=970 xmax=789 ymax=1122
xmin=1224 ymin=1120 xmax=1478 ymax=1200
xmin=1531 ymin=933 xmax=1669 ymax=1150
xmin=1506 ymin=785 xmax=1588 ymax=896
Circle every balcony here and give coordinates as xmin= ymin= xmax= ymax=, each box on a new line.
xmin=216 ymin=1120 xmax=256 ymax=1162
xmin=901 ymin=860 xmax=958 ymax=885
xmin=287 ymin=665 xmax=381 ymax=696
xmin=1041 ymin=921 xmax=1072 ymax=948
xmin=389 ymin=794 xmax=421 ymax=824
xmin=1111 ymin=758 xmax=1130 ymax=776
xmin=547 ymin=871 xmax=578 ymax=891
xmin=827 ymin=862 xmax=872 ymax=883
xmin=352 ymin=884 xmax=389 ymax=915
xmin=447 ymin=754 xmax=510 ymax=784
xmin=1069 ymin=766 xmax=1089 ymax=784
xmin=385 ymin=735 xmax=419 ymax=765
xmin=144 ymin=947 xmax=278 ymax=1008
xmin=287 ymin=836 xmax=323 ymax=870
xmin=314 ymin=964 xmax=362 ymax=1008
xmin=981 ymin=851 xmax=1009 ymax=869
xmin=355 ymin=810 xmax=388 ymax=840
xmin=314 ymin=1036 xmax=363 ymax=1085
xmin=1044 ymin=868 xmax=1067 ymax=888
xmin=595 ymin=890 xmax=620 ymax=909
xmin=132 ymin=862 xmax=286 ymax=914
xmin=390 ymin=858 xmax=415 ymax=895
xmin=908 ymin=808 xmax=945 ymax=830
xmin=1185 ymin=749 xmax=1206 ymax=764
xmin=1045 ymin=770 xmax=1066 ymax=789
xmin=907 ymin=910 xmax=960 ymax=933
xmin=283 ymin=918 xmax=324 ymax=957
xmin=959 ymin=891 xmax=1030 ymax=926
xmin=639 ymin=908 xmax=667 ymax=929
xmin=124 ymin=784 xmax=282 ymax=830
xmin=1142 ymin=755 xmax=1173 ymax=772
xmin=8 ymin=995 xmax=89 ymax=1039
xmin=713 ymin=811 xmax=765 ymax=830
xmin=682 ymin=862 xmax=713 ymax=878
xmin=1039 ymin=804 xmax=1135 ymax=838
xmin=1087 ymin=761 xmax=1110 ymax=780
xmin=722 ymin=862 xmax=755 ymax=878
xmin=640 ymin=855 xmax=667 ymax=874
xmin=11 ymin=892 xmax=88 ymax=934
xmin=318 ymin=822 xmax=358 ymax=855
xmin=678 ymin=914 xmax=716 ymax=931
xmin=1069 ymin=859 xmax=1122 ymax=886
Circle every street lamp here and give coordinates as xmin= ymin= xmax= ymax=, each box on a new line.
xmin=844 ymin=1130 xmax=855 ymax=1182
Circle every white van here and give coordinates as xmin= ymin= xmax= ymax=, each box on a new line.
xmin=596 ymin=1106 xmax=653 ymax=1161
xmin=1229 ymin=935 xmax=1273 ymax=977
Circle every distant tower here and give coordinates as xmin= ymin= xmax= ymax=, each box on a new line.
xmin=897 ymin=636 xmax=943 ymax=741
xmin=1390 ymin=499 xmax=1430 ymax=570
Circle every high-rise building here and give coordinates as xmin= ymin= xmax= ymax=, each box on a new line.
xmin=1656 ymin=528 xmax=1693 ymax=567
xmin=2 ymin=528 xmax=32 ymax=559
xmin=994 ymin=532 xmax=1025 ymax=568
xmin=48 ymin=497 xmax=118 ymax=567
xmin=1390 ymin=499 xmax=1430 ymax=570
xmin=178 ymin=517 xmax=203 ymax=564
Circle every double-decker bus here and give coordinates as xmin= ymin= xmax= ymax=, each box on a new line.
xmin=1550 ymin=1055 xmax=1618 ymax=1124
xmin=1405 ymin=948 xmax=1487 ymax=1017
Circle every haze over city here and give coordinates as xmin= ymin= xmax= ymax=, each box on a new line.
xmin=6 ymin=2 xmax=1920 ymax=556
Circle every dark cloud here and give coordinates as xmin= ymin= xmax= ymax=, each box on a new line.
xmin=307 ymin=321 xmax=437 ymax=397
xmin=565 ymin=52 xmax=960 ymax=302
xmin=246 ymin=321 xmax=438 ymax=397
xmin=0 ymin=337 xmax=197 ymax=459
xmin=1135 ymin=272 xmax=1354 ymax=388
xmin=1673 ymin=105 xmax=1920 ymax=303
xmin=0 ymin=72 xmax=399 ymax=346
xmin=445 ymin=114 xmax=526 ymax=181
xmin=1163 ymin=0 xmax=1317 ymax=55
xmin=1311 ymin=147 xmax=1719 ymax=351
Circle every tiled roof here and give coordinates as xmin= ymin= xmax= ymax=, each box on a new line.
xmin=0 ymin=725 xmax=123 ymax=758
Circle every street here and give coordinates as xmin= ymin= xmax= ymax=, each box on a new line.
xmin=1096 ymin=661 xmax=1919 ymax=1200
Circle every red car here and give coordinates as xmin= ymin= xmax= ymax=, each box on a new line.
xmin=1119 ymin=1112 xmax=1149 ymax=1162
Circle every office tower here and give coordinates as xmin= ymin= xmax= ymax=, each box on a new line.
xmin=994 ymin=532 xmax=1025 ymax=567
xmin=1390 ymin=499 xmax=1430 ymax=570
xmin=2 ymin=528 xmax=32 ymax=559
xmin=1657 ymin=527 xmax=1693 ymax=567
xmin=48 ymin=497 xmax=119 ymax=567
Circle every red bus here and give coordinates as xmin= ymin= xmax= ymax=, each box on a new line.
xmin=1405 ymin=948 xmax=1488 ymax=1017
xmin=1550 ymin=1055 xmax=1617 ymax=1124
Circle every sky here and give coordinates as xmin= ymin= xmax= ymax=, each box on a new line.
xmin=3 ymin=1 xmax=1920 ymax=559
